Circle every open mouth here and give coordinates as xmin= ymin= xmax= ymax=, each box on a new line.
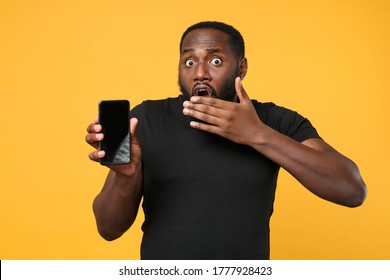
xmin=193 ymin=84 xmax=212 ymax=97
xmin=197 ymin=89 xmax=209 ymax=96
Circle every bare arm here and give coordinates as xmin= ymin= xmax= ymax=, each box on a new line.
xmin=92 ymin=167 xmax=143 ymax=241
xmin=86 ymin=117 xmax=143 ymax=240
xmin=251 ymin=128 xmax=366 ymax=207
xmin=183 ymin=77 xmax=367 ymax=207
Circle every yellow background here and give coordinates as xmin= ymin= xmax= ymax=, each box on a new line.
xmin=1 ymin=0 xmax=389 ymax=259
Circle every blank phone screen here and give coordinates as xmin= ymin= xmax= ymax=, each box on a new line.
xmin=98 ymin=100 xmax=130 ymax=165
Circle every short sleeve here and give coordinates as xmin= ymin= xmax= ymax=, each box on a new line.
xmin=253 ymin=101 xmax=321 ymax=143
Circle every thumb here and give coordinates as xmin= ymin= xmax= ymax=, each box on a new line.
xmin=130 ymin=118 xmax=140 ymax=144
xmin=235 ymin=76 xmax=250 ymax=104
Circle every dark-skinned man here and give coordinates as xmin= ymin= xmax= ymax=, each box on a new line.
xmin=85 ymin=21 xmax=367 ymax=260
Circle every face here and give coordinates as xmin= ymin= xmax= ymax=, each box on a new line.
xmin=178 ymin=28 xmax=247 ymax=101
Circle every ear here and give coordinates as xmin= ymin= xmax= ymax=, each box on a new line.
xmin=239 ymin=58 xmax=248 ymax=80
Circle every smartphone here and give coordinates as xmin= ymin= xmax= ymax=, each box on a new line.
xmin=98 ymin=100 xmax=130 ymax=165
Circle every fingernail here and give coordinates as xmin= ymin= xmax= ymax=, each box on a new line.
xmin=190 ymin=96 xmax=200 ymax=103
xmin=190 ymin=121 xmax=199 ymax=128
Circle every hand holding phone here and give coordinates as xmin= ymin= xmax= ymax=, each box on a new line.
xmin=98 ymin=100 xmax=130 ymax=165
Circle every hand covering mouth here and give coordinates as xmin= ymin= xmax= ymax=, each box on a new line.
xmin=192 ymin=84 xmax=213 ymax=97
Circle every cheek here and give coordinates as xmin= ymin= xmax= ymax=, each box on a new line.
xmin=180 ymin=73 xmax=190 ymax=83
xmin=178 ymin=72 xmax=192 ymax=90
xmin=179 ymin=65 xmax=191 ymax=78
xmin=211 ymin=69 xmax=231 ymax=87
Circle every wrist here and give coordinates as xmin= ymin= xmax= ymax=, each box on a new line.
xmin=248 ymin=123 xmax=274 ymax=150
xmin=109 ymin=166 xmax=142 ymax=198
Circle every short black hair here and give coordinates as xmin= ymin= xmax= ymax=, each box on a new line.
xmin=180 ymin=21 xmax=245 ymax=60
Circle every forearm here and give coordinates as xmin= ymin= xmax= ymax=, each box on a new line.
xmin=181 ymin=84 xmax=366 ymax=206
xmin=251 ymin=126 xmax=367 ymax=207
xmin=93 ymin=166 xmax=143 ymax=241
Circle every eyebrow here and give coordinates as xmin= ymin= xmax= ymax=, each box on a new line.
xmin=181 ymin=47 xmax=223 ymax=54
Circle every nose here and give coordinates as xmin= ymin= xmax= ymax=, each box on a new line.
xmin=194 ymin=62 xmax=211 ymax=82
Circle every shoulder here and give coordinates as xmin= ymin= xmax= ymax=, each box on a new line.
xmin=251 ymin=100 xmax=295 ymax=122
xmin=251 ymin=99 xmax=321 ymax=142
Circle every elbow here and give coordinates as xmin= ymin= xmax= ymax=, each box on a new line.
xmin=93 ymin=211 xmax=124 ymax=241
xmin=97 ymin=227 xmax=122 ymax=241
xmin=337 ymin=162 xmax=368 ymax=207
xmin=344 ymin=180 xmax=367 ymax=208
xmin=92 ymin=198 xmax=126 ymax=241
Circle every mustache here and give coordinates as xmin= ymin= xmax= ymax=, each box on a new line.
xmin=178 ymin=71 xmax=238 ymax=101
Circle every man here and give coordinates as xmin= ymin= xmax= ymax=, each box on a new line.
xmin=85 ymin=21 xmax=367 ymax=260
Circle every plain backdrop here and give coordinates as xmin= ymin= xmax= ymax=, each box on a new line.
xmin=0 ymin=0 xmax=389 ymax=259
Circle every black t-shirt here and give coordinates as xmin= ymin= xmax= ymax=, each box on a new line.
xmin=131 ymin=95 xmax=320 ymax=260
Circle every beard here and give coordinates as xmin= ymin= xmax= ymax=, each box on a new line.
xmin=178 ymin=70 xmax=239 ymax=102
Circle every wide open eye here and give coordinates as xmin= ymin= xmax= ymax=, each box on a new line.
xmin=210 ymin=57 xmax=222 ymax=65
xmin=185 ymin=59 xmax=196 ymax=67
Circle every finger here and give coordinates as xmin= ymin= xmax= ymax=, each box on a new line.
xmin=130 ymin=117 xmax=138 ymax=135
xmin=86 ymin=122 xmax=102 ymax=133
xmin=183 ymin=100 xmax=227 ymax=119
xmin=94 ymin=116 xmax=99 ymax=124
xmin=189 ymin=120 xmax=220 ymax=134
xmin=235 ymin=77 xmax=250 ymax=104
xmin=85 ymin=132 xmax=103 ymax=149
xmin=130 ymin=118 xmax=140 ymax=145
xmin=189 ymin=95 xmax=229 ymax=109
xmin=88 ymin=150 xmax=105 ymax=162
xmin=183 ymin=101 xmax=225 ymax=127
